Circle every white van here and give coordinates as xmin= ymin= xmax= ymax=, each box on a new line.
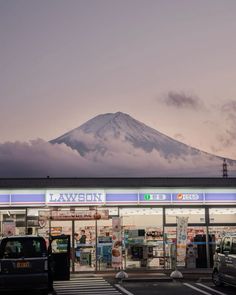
xmin=212 ymin=234 xmax=236 ymax=287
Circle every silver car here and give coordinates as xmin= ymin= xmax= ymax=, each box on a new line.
xmin=212 ymin=234 xmax=236 ymax=287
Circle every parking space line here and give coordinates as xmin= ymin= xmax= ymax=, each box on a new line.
xmin=183 ymin=283 xmax=212 ymax=295
xmin=115 ymin=284 xmax=134 ymax=295
xmin=196 ymin=283 xmax=228 ymax=295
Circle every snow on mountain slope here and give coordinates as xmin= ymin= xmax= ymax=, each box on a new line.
xmin=50 ymin=112 xmax=236 ymax=177
xmin=51 ymin=112 xmax=215 ymax=158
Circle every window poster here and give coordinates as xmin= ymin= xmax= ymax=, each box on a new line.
xmin=3 ymin=221 xmax=16 ymax=236
xmin=176 ymin=216 xmax=188 ymax=267
xmin=112 ymin=217 xmax=122 ymax=269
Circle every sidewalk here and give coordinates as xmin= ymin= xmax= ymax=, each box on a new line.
xmin=70 ymin=268 xmax=213 ymax=282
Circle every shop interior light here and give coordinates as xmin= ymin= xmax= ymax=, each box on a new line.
xmin=120 ymin=208 xmax=162 ymax=216
xmin=210 ymin=208 xmax=236 ymax=214
xmin=166 ymin=208 xmax=204 ymax=215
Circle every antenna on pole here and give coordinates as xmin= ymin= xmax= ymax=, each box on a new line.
xmin=222 ymin=158 xmax=228 ymax=178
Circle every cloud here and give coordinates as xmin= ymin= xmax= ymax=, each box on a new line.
xmin=218 ymin=100 xmax=236 ymax=145
xmin=221 ymin=100 xmax=236 ymax=112
xmin=0 ymin=139 xmax=101 ymax=177
xmin=161 ymin=91 xmax=204 ymax=110
xmin=0 ymin=138 xmax=235 ymax=177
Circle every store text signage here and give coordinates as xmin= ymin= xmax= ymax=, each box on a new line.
xmin=46 ymin=190 xmax=105 ymax=206
xmin=39 ymin=210 xmax=109 ymax=221
xmin=139 ymin=193 xmax=171 ymax=203
xmin=172 ymin=193 xmax=204 ymax=202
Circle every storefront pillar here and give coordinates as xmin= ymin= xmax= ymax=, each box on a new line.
xmin=205 ymin=207 xmax=210 ymax=268
xmin=72 ymin=219 xmax=75 ymax=273
xmin=95 ymin=218 xmax=98 ymax=272
xmin=163 ymin=207 xmax=166 ymax=269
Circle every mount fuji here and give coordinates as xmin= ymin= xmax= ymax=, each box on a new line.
xmin=50 ymin=112 xmax=236 ymax=177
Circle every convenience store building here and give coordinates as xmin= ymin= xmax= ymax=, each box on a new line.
xmin=0 ymin=177 xmax=236 ymax=272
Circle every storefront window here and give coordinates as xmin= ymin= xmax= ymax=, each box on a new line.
xmin=97 ymin=218 xmax=113 ymax=271
xmin=121 ymin=208 xmax=163 ymax=269
xmin=209 ymin=208 xmax=236 ymax=223
xmin=0 ymin=209 xmax=26 ymax=236
xmin=164 ymin=226 xmax=208 ymax=269
xmin=165 ymin=208 xmax=205 ymax=224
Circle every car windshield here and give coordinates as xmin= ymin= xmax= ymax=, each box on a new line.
xmin=0 ymin=238 xmax=47 ymax=258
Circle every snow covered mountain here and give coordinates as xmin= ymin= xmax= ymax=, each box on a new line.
xmin=50 ymin=112 xmax=235 ymax=177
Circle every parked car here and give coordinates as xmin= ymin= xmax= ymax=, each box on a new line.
xmin=0 ymin=235 xmax=53 ymax=294
xmin=212 ymin=234 xmax=236 ymax=287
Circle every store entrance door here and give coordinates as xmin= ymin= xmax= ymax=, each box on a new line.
xmin=73 ymin=220 xmax=96 ymax=272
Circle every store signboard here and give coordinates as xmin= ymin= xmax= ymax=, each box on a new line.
xmin=39 ymin=209 xmax=109 ymax=221
xmin=172 ymin=193 xmax=204 ymax=203
xmin=1 ymin=189 xmax=236 ymax=207
xmin=139 ymin=193 xmax=171 ymax=203
xmin=46 ymin=190 xmax=106 ymax=206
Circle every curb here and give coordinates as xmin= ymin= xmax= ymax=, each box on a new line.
xmin=121 ymin=277 xmax=173 ymax=282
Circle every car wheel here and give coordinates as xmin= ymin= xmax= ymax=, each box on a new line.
xmin=212 ymin=270 xmax=224 ymax=287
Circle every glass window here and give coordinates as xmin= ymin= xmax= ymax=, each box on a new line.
xmin=0 ymin=210 xmax=26 ymax=236
xmin=209 ymin=208 xmax=236 ymax=223
xmin=121 ymin=208 xmax=164 ymax=269
xmin=1 ymin=238 xmax=46 ymax=258
xmin=165 ymin=208 xmax=205 ymax=224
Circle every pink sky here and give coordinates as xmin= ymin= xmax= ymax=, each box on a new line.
xmin=1 ymin=0 xmax=236 ymax=160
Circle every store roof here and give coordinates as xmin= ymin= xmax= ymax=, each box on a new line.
xmin=0 ymin=177 xmax=236 ymax=189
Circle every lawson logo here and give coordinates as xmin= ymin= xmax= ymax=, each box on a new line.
xmin=46 ymin=190 xmax=105 ymax=205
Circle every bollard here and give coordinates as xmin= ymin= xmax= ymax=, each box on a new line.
xmin=115 ymin=270 xmax=128 ymax=283
xmin=170 ymin=269 xmax=183 ymax=279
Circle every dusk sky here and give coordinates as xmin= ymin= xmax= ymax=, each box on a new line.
xmin=1 ymin=0 xmax=236 ymax=160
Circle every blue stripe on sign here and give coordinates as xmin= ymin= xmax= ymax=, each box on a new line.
xmin=0 ymin=194 xmax=10 ymax=203
xmin=205 ymin=193 xmax=236 ymax=201
xmin=106 ymin=193 xmax=138 ymax=202
xmin=11 ymin=194 xmax=45 ymax=203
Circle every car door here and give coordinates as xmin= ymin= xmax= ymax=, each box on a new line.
xmin=48 ymin=235 xmax=70 ymax=281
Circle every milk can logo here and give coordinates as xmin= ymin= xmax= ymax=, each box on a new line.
xmin=177 ymin=193 xmax=200 ymax=201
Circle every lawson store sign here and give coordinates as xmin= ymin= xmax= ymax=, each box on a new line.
xmin=0 ymin=189 xmax=236 ymax=207
xmin=47 ymin=190 xmax=106 ymax=205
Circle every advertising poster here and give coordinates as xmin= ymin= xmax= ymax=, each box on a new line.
xmin=176 ymin=216 xmax=188 ymax=267
xmin=3 ymin=221 xmax=16 ymax=236
xmin=112 ymin=217 xmax=122 ymax=269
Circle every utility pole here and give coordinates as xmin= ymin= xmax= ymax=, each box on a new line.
xmin=222 ymin=158 xmax=228 ymax=178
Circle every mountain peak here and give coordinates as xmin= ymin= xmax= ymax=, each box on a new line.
xmin=49 ymin=112 xmax=235 ymax=176
xmin=51 ymin=111 xmax=200 ymax=156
